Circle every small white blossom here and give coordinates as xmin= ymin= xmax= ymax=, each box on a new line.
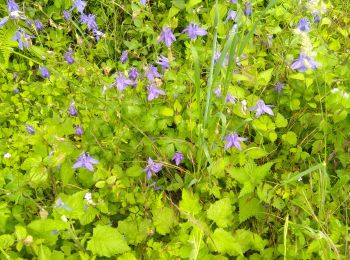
xmin=4 ymin=153 xmax=11 ymax=158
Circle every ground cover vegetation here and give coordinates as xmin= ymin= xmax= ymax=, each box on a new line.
xmin=0 ymin=0 xmax=350 ymax=259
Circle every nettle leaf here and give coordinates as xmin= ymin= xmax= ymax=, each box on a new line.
xmin=211 ymin=228 xmax=243 ymax=256
xmin=153 ymin=207 xmax=177 ymax=235
xmin=87 ymin=225 xmax=130 ymax=257
xmin=117 ymin=218 xmax=150 ymax=245
xmin=207 ymin=198 xmax=233 ymax=228
xmin=282 ymin=131 xmax=298 ymax=146
xmin=275 ymin=113 xmax=288 ymax=128
xmin=179 ymin=189 xmax=202 ymax=216
xmin=239 ymin=196 xmax=265 ymax=223
xmin=208 ymin=157 xmax=230 ymax=178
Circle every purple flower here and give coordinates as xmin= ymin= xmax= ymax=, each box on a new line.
xmin=92 ymin=29 xmax=105 ymax=41
xmin=7 ymin=0 xmax=19 ymax=14
xmin=25 ymin=124 xmax=35 ymax=134
xmin=114 ymin=72 xmax=135 ymax=91
xmin=143 ymin=158 xmax=162 ymax=179
xmin=34 ymin=19 xmax=44 ymax=32
xmin=172 ymin=152 xmax=184 ymax=166
xmin=63 ymin=10 xmax=71 ymax=21
xmin=68 ymin=101 xmax=78 ymax=116
xmin=314 ymin=14 xmax=321 ymax=24
xmin=156 ymin=55 xmax=170 ymax=72
xmin=297 ymin=18 xmax=310 ymax=32
xmin=64 ymin=48 xmax=74 ymax=64
xmin=73 ymin=0 xmax=86 ymax=14
xmin=72 ymin=152 xmax=99 ymax=171
xmin=13 ymin=72 xmax=17 ymax=79
xmin=128 ymin=67 xmax=139 ymax=81
xmin=140 ymin=0 xmax=146 ymax=5
xmin=224 ymin=132 xmax=247 ymax=151
xmin=244 ymin=1 xmax=252 ymax=16
xmin=248 ymin=100 xmax=274 ymax=118
xmin=11 ymin=29 xmax=35 ymax=50
xmin=147 ymin=85 xmax=166 ymax=101
xmin=274 ymin=82 xmax=285 ymax=94
xmin=146 ymin=65 xmax=161 ymax=83
xmin=79 ymin=13 xmax=97 ymax=31
xmin=158 ymin=26 xmax=176 ymax=48
xmin=54 ymin=199 xmax=72 ymax=211
xmin=120 ymin=50 xmax=128 ymax=64
xmin=225 ymin=10 xmax=237 ymax=23
xmin=214 ymin=49 xmax=230 ymax=66
xmin=225 ymin=93 xmax=238 ymax=104
xmin=75 ymin=125 xmax=83 ymax=136
xmin=0 ymin=17 xmax=9 ymax=28
xmin=182 ymin=22 xmax=207 ymax=40
xmin=39 ymin=66 xmax=50 ymax=79
xmin=214 ymin=86 xmax=221 ymax=97
xmin=290 ymin=53 xmax=320 ymax=72
xmin=229 ymin=0 xmax=238 ymax=3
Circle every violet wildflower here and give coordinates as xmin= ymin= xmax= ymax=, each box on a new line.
xmin=159 ymin=26 xmax=176 ymax=48
xmin=75 ymin=125 xmax=83 ymax=136
xmin=128 ymin=67 xmax=139 ymax=81
xmin=34 ymin=19 xmax=44 ymax=32
xmin=92 ymin=29 xmax=105 ymax=41
xmin=274 ymin=82 xmax=285 ymax=94
xmin=297 ymin=18 xmax=310 ymax=32
xmin=244 ymin=1 xmax=252 ymax=16
xmin=63 ymin=10 xmax=71 ymax=21
xmin=54 ymin=199 xmax=72 ymax=211
xmin=146 ymin=65 xmax=162 ymax=83
xmin=79 ymin=13 xmax=97 ymax=31
xmin=248 ymin=100 xmax=274 ymax=118
xmin=182 ymin=22 xmax=207 ymax=40
xmin=156 ymin=55 xmax=170 ymax=72
xmin=172 ymin=152 xmax=184 ymax=166
xmin=140 ymin=0 xmax=146 ymax=5
xmin=214 ymin=49 xmax=229 ymax=66
xmin=72 ymin=152 xmax=99 ymax=171
xmin=229 ymin=0 xmax=238 ymax=3
xmin=225 ymin=10 xmax=237 ymax=23
xmin=314 ymin=13 xmax=321 ymax=24
xmin=214 ymin=86 xmax=221 ymax=97
xmin=13 ymin=72 xmax=17 ymax=79
xmin=290 ymin=53 xmax=320 ymax=72
xmin=64 ymin=48 xmax=74 ymax=64
xmin=120 ymin=50 xmax=128 ymax=64
xmin=11 ymin=29 xmax=35 ymax=50
xmin=7 ymin=0 xmax=19 ymax=14
xmin=39 ymin=66 xmax=50 ymax=79
xmin=225 ymin=93 xmax=238 ymax=104
xmin=25 ymin=124 xmax=35 ymax=134
xmin=114 ymin=72 xmax=135 ymax=91
xmin=73 ymin=0 xmax=86 ymax=14
xmin=224 ymin=132 xmax=247 ymax=151
xmin=68 ymin=101 xmax=78 ymax=116
xmin=147 ymin=85 xmax=166 ymax=101
xmin=0 ymin=17 xmax=9 ymax=28
xmin=143 ymin=158 xmax=162 ymax=179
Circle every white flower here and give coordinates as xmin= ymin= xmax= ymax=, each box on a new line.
xmin=4 ymin=153 xmax=11 ymax=158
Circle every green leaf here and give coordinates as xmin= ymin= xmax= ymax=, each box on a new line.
xmin=275 ymin=113 xmax=288 ymax=128
xmin=207 ymin=198 xmax=233 ymax=228
xmin=282 ymin=131 xmax=297 ymax=146
xmin=239 ymin=196 xmax=265 ymax=223
xmin=126 ymin=165 xmax=142 ymax=177
xmin=179 ymin=189 xmax=202 ymax=216
xmin=257 ymin=68 xmax=273 ymax=86
xmin=0 ymin=234 xmax=14 ymax=250
xmin=153 ymin=207 xmax=176 ymax=235
xmin=117 ymin=218 xmax=150 ymax=245
xmin=211 ymin=228 xmax=243 ymax=256
xmin=87 ymin=225 xmax=130 ymax=257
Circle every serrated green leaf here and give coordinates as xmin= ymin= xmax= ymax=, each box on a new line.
xmin=211 ymin=228 xmax=243 ymax=256
xmin=207 ymin=198 xmax=233 ymax=228
xmin=87 ymin=225 xmax=130 ymax=257
xmin=179 ymin=189 xmax=202 ymax=216
xmin=275 ymin=113 xmax=288 ymax=128
xmin=153 ymin=207 xmax=176 ymax=235
xmin=239 ymin=197 xmax=264 ymax=223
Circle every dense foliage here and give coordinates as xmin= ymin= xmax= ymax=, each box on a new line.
xmin=0 ymin=0 xmax=349 ymax=259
